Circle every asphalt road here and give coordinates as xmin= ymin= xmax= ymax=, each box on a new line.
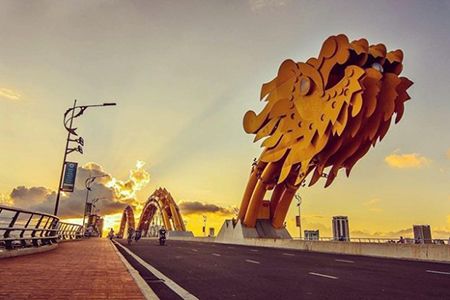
xmin=114 ymin=239 xmax=450 ymax=300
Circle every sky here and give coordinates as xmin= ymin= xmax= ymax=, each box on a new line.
xmin=1 ymin=0 xmax=450 ymax=238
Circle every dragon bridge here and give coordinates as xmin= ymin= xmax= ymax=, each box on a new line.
xmin=138 ymin=188 xmax=186 ymax=233
xmin=118 ymin=188 xmax=186 ymax=237
xmin=118 ymin=205 xmax=135 ymax=238
xmin=238 ymin=34 xmax=413 ymax=229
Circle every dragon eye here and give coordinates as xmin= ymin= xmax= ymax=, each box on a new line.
xmin=371 ymin=62 xmax=384 ymax=73
xmin=299 ymin=77 xmax=311 ymax=96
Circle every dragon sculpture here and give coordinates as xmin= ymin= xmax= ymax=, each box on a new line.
xmin=238 ymin=34 xmax=413 ymax=229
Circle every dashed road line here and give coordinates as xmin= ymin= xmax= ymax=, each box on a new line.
xmin=282 ymin=253 xmax=295 ymax=256
xmin=212 ymin=253 xmax=221 ymax=257
xmin=335 ymin=259 xmax=355 ymax=264
xmin=245 ymin=259 xmax=260 ymax=264
xmin=227 ymin=246 xmax=235 ymax=249
xmin=426 ymin=270 xmax=450 ymax=275
xmin=309 ymin=272 xmax=338 ymax=280
xmin=250 ymin=249 xmax=259 ymax=252
xmin=191 ymin=249 xmax=198 ymax=252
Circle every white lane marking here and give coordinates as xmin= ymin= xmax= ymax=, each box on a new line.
xmin=212 ymin=253 xmax=221 ymax=257
xmin=426 ymin=270 xmax=450 ymax=275
xmin=245 ymin=259 xmax=260 ymax=264
xmin=335 ymin=259 xmax=355 ymax=264
xmin=309 ymin=272 xmax=338 ymax=280
xmin=114 ymin=241 xmax=199 ymax=300
xmin=250 ymin=249 xmax=259 ymax=252
xmin=110 ymin=241 xmax=159 ymax=300
xmin=282 ymin=253 xmax=295 ymax=256
xmin=191 ymin=249 xmax=198 ymax=252
xmin=227 ymin=246 xmax=235 ymax=249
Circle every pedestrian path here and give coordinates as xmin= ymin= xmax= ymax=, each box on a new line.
xmin=0 ymin=238 xmax=145 ymax=299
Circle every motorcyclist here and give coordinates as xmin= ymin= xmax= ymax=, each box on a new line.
xmin=127 ymin=227 xmax=135 ymax=245
xmin=159 ymin=226 xmax=167 ymax=245
xmin=134 ymin=230 xmax=142 ymax=242
xmin=108 ymin=228 xmax=114 ymax=240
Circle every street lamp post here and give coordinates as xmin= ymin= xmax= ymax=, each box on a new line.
xmin=295 ymin=194 xmax=302 ymax=239
xmin=84 ymin=196 xmax=108 ymax=226
xmin=54 ymin=100 xmax=116 ymax=216
xmin=90 ymin=197 xmax=107 ymax=214
xmin=82 ymin=175 xmax=108 ymax=228
xmin=203 ymin=215 xmax=207 ymax=237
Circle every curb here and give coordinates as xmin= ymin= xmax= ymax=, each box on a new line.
xmin=110 ymin=240 xmax=159 ymax=300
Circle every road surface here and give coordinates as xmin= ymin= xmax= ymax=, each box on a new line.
xmin=114 ymin=239 xmax=450 ymax=300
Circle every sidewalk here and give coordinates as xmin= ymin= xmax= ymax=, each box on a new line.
xmin=0 ymin=238 xmax=145 ymax=299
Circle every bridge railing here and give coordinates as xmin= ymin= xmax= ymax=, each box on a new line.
xmin=0 ymin=204 xmax=83 ymax=250
xmin=293 ymin=236 xmax=449 ymax=245
xmin=58 ymin=222 xmax=84 ymax=240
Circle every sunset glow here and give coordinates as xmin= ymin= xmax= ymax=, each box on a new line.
xmin=1 ymin=0 xmax=449 ymax=240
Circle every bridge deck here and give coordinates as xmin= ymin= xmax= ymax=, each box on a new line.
xmin=0 ymin=239 xmax=144 ymax=299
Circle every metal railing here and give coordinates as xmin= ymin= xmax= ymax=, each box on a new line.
xmin=0 ymin=204 xmax=83 ymax=250
xmin=58 ymin=222 xmax=84 ymax=240
xmin=293 ymin=236 xmax=450 ymax=245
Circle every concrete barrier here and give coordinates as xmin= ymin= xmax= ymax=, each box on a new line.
xmin=170 ymin=236 xmax=450 ymax=263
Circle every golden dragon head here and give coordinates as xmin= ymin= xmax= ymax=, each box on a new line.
xmin=243 ymin=34 xmax=413 ymax=188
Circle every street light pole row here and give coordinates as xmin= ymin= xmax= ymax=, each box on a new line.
xmin=54 ymin=100 xmax=116 ymax=216
xmin=82 ymin=175 xmax=108 ymax=228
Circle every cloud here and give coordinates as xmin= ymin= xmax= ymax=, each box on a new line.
xmin=6 ymin=161 xmax=150 ymax=219
xmin=179 ymin=201 xmax=235 ymax=216
xmin=350 ymin=228 xmax=412 ymax=238
xmin=0 ymin=193 xmax=13 ymax=206
xmin=0 ymin=87 xmax=21 ymax=100
xmin=106 ymin=160 xmax=150 ymax=200
xmin=10 ymin=186 xmax=54 ymax=207
xmin=374 ymin=228 xmax=413 ymax=237
xmin=384 ymin=153 xmax=431 ymax=169
xmin=301 ymin=221 xmax=331 ymax=234
xmin=249 ymin=0 xmax=290 ymax=11
xmin=363 ymin=198 xmax=382 ymax=212
xmin=352 ymin=227 xmax=450 ymax=239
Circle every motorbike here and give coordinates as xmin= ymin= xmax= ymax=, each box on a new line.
xmin=159 ymin=236 xmax=166 ymax=246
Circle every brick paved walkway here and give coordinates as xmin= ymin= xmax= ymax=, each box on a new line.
xmin=0 ymin=239 xmax=145 ymax=299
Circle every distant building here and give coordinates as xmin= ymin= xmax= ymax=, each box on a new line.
xmin=304 ymin=230 xmax=319 ymax=240
xmin=413 ymin=225 xmax=432 ymax=244
xmin=87 ymin=214 xmax=104 ymax=237
xmin=332 ymin=216 xmax=350 ymax=241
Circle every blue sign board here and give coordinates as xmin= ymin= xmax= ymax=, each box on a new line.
xmin=61 ymin=162 xmax=78 ymax=192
